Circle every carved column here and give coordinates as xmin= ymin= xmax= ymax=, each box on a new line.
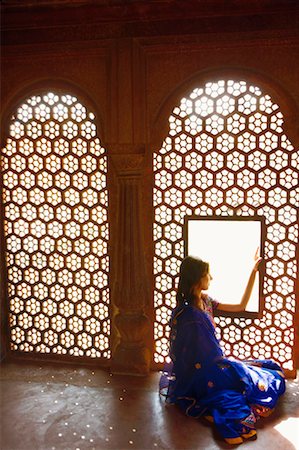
xmin=110 ymin=154 xmax=151 ymax=375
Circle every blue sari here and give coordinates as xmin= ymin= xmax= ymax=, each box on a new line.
xmin=159 ymin=301 xmax=286 ymax=445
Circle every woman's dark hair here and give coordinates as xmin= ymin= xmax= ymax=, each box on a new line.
xmin=176 ymin=256 xmax=209 ymax=305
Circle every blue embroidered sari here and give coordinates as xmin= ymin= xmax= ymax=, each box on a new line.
xmin=160 ymin=300 xmax=286 ymax=445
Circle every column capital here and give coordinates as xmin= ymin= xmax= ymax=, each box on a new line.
xmin=109 ymin=151 xmax=146 ymax=177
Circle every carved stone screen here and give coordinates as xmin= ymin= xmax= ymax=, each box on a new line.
xmin=153 ymin=79 xmax=298 ymax=373
xmin=1 ymin=92 xmax=110 ymax=359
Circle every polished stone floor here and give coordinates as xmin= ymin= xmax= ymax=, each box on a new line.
xmin=0 ymin=361 xmax=298 ymax=450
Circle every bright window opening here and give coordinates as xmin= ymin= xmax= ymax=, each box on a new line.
xmin=185 ymin=217 xmax=263 ymax=313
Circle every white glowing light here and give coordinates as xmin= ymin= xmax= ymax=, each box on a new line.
xmin=187 ymin=218 xmax=262 ymax=312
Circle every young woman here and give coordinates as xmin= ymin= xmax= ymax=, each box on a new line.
xmin=160 ymin=252 xmax=286 ymax=445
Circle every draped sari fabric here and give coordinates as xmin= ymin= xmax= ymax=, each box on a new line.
xmin=159 ymin=300 xmax=286 ymax=445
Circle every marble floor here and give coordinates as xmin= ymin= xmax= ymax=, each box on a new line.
xmin=0 ymin=361 xmax=298 ymax=450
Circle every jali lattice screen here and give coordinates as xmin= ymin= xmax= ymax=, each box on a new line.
xmin=153 ymin=79 xmax=298 ymax=372
xmin=1 ymin=92 xmax=110 ymax=359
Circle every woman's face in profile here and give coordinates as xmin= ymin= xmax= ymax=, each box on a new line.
xmin=197 ymin=271 xmax=213 ymax=291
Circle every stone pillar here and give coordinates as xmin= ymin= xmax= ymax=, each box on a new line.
xmin=110 ymin=154 xmax=151 ymax=375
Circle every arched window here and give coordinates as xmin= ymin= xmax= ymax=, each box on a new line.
xmin=1 ymin=92 xmax=110 ymax=359
xmin=153 ymin=79 xmax=298 ymax=373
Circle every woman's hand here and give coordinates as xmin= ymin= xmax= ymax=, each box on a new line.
xmin=253 ymin=247 xmax=262 ymax=272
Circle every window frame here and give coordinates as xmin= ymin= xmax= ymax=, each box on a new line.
xmin=184 ymin=214 xmax=266 ymax=319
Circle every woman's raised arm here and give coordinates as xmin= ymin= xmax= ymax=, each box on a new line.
xmin=217 ymin=248 xmax=262 ymax=313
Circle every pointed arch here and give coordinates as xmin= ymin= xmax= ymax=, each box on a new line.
xmin=1 ymin=79 xmax=106 ymax=147
xmin=151 ymin=68 xmax=299 ymax=153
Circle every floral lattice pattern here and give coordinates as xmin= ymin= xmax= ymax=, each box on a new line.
xmin=2 ymin=92 xmax=110 ymax=358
